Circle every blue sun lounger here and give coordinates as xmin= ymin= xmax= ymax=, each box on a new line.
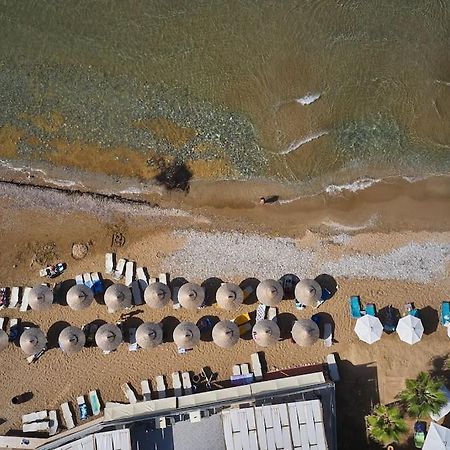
xmin=441 ymin=302 xmax=450 ymax=326
xmin=365 ymin=303 xmax=376 ymax=316
xmin=350 ymin=296 xmax=363 ymax=319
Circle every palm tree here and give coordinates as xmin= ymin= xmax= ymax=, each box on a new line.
xmin=399 ymin=371 xmax=447 ymax=418
xmin=366 ymin=404 xmax=407 ymax=446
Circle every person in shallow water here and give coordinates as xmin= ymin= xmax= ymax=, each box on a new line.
xmin=259 ymin=195 xmax=280 ymax=205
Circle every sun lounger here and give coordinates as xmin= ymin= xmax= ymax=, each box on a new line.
xmin=48 ymin=410 xmax=58 ymax=436
xmin=256 ymin=304 xmax=267 ymax=322
xmin=159 ymin=273 xmax=168 ymax=285
xmin=230 ymin=374 xmax=254 ymax=386
xmin=172 ymin=286 xmax=181 ymax=310
xmin=251 ymin=353 xmax=263 ymax=381
xmin=234 ymin=313 xmax=252 ymax=336
xmin=405 ymin=302 xmax=419 ymax=317
xmin=27 ymin=347 xmax=46 ymax=364
xmin=61 ymin=403 xmax=75 ymax=429
xmin=365 ymin=303 xmax=376 ymax=316
xmin=141 ymin=380 xmax=152 ymax=401
xmin=156 ymin=376 xmax=166 ymax=399
xmin=240 ymin=363 xmax=250 ymax=375
xmin=125 ymin=261 xmax=135 ymax=286
xmin=131 ymin=280 xmax=143 ymax=306
xmin=75 ymin=274 xmax=83 ymax=285
xmin=326 ymin=353 xmax=340 ymax=382
xmin=121 ymin=383 xmax=137 ymax=404
xmin=91 ymin=272 xmax=104 ymax=294
xmin=182 ymin=372 xmax=192 ymax=395
xmin=19 ymin=287 xmax=31 ymax=312
xmin=10 ymin=287 xmax=20 ymax=308
xmin=149 ymin=277 xmax=157 ymax=283
xmin=349 ymin=296 xmax=363 ymax=319
xmin=136 ymin=267 xmax=148 ymax=291
xmin=383 ymin=305 xmax=397 ymax=332
xmin=105 ymin=253 xmax=115 ymax=275
xmin=267 ymin=307 xmax=278 ymax=323
xmin=0 ymin=317 xmax=4 ymax=331
xmin=128 ymin=328 xmax=138 ymax=351
xmin=82 ymin=273 xmax=93 ymax=289
xmin=440 ymin=302 xmax=450 ymax=326
xmin=113 ymin=258 xmax=127 ymax=281
xmin=89 ymin=390 xmax=101 ymax=416
xmin=9 ymin=318 xmax=20 ymax=342
xmin=323 ymin=323 xmax=333 ymax=347
xmin=232 ymin=365 xmax=241 ymax=376
xmin=77 ymin=396 xmax=89 ymax=420
xmin=23 ymin=421 xmax=50 ymax=433
xmin=172 ymin=372 xmax=183 ymax=396
xmin=23 ymin=410 xmax=48 ymax=424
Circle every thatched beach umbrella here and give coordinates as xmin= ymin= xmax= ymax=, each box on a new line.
xmin=256 ymin=280 xmax=283 ymax=306
xmin=144 ymin=282 xmax=171 ymax=309
xmin=396 ymin=315 xmax=424 ymax=345
xmin=136 ymin=322 xmax=163 ymax=349
xmin=252 ymin=319 xmax=280 ymax=347
xmin=20 ymin=327 xmax=47 ymax=356
xmin=178 ymin=283 xmax=205 ymax=310
xmin=294 ymin=279 xmax=322 ymax=307
xmin=95 ymin=324 xmax=122 ymax=352
xmin=212 ymin=320 xmax=240 ymax=348
xmin=58 ymin=326 xmax=86 ymax=354
xmin=173 ymin=322 xmax=200 ymax=349
xmin=291 ymin=319 xmax=320 ymax=346
xmin=216 ymin=283 xmax=244 ymax=311
xmin=104 ymin=284 xmax=132 ymax=313
xmin=0 ymin=330 xmax=8 ymax=352
xmin=29 ymin=285 xmax=53 ymax=311
xmin=354 ymin=315 xmax=383 ymax=345
xmin=67 ymin=284 xmax=94 ymax=311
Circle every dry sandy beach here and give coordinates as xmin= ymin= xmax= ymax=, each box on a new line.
xmin=0 ymin=177 xmax=449 ymax=450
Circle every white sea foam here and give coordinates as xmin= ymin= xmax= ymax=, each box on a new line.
xmin=325 ymin=178 xmax=382 ymax=195
xmin=321 ymin=214 xmax=378 ymax=232
xmin=435 ymin=79 xmax=450 ymax=86
xmin=296 ymin=93 xmax=321 ymax=105
xmin=280 ymin=130 xmax=329 ymax=155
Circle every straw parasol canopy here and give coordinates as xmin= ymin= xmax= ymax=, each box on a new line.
xmin=58 ymin=326 xmax=86 ymax=354
xmin=144 ymin=282 xmax=171 ymax=309
xmin=66 ymin=284 xmax=94 ymax=310
xmin=178 ymin=283 xmax=205 ymax=310
xmin=28 ymin=285 xmax=53 ymax=311
xmin=294 ymin=279 xmax=322 ymax=307
xmin=291 ymin=319 xmax=320 ymax=346
xmin=252 ymin=319 xmax=281 ymax=347
xmin=136 ymin=322 xmax=163 ymax=349
xmin=354 ymin=315 xmax=383 ymax=344
xmin=104 ymin=284 xmax=132 ymax=313
xmin=20 ymin=327 xmax=47 ymax=356
xmin=95 ymin=324 xmax=122 ymax=352
xmin=216 ymin=283 xmax=244 ymax=311
xmin=173 ymin=321 xmax=200 ymax=349
xmin=396 ymin=315 xmax=424 ymax=345
xmin=256 ymin=279 xmax=283 ymax=306
xmin=212 ymin=320 xmax=240 ymax=348
xmin=0 ymin=330 xmax=8 ymax=352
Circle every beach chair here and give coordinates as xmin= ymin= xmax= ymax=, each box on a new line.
xmin=232 ymin=365 xmax=241 ymax=376
xmin=23 ymin=421 xmax=50 ymax=433
xmin=9 ymin=287 xmax=20 ymax=308
xmin=156 ymin=376 xmax=167 ymax=399
xmin=77 ymin=396 xmax=89 ymax=420
xmin=349 ymin=296 xmax=363 ymax=319
xmin=440 ymin=302 xmax=450 ymax=326
xmin=89 ymin=390 xmax=101 ymax=416
xmin=128 ymin=328 xmax=138 ymax=351
xmin=0 ymin=287 xmax=8 ymax=309
xmin=182 ymin=372 xmax=192 ymax=395
xmin=91 ymin=272 xmax=104 ymax=294
xmin=159 ymin=273 xmax=168 ymax=285
xmin=83 ymin=273 xmax=93 ymax=289
xmin=326 ymin=353 xmax=340 ymax=382
xmin=405 ymin=303 xmax=419 ymax=317
xmin=136 ymin=267 xmax=148 ymax=292
xmin=105 ymin=253 xmax=115 ymax=275
xmin=172 ymin=372 xmax=183 ymax=396
xmin=234 ymin=313 xmax=252 ymax=336
xmin=113 ymin=258 xmax=127 ymax=281
xmin=365 ymin=303 xmax=376 ymax=316
xmin=19 ymin=287 xmax=31 ymax=312
xmin=131 ymin=280 xmax=143 ymax=305
xmin=172 ymin=286 xmax=181 ymax=310
xmin=75 ymin=274 xmax=83 ymax=285
xmin=61 ymin=402 xmax=75 ymax=429
xmin=323 ymin=323 xmax=333 ymax=347
xmin=23 ymin=410 xmax=48 ymax=424
xmin=251 ymin=353 xmax=263 ymax=381
xmin=48 ymin=410 xmax=58 ymax=436
xmin=267 ymin=307 xmax=278 ymax=323
xmin=382 ymin=305 xmax=397 ymax=332
xmin=141 ymin=380 xmax=152 ymax=401
xmin=149 ymin=277 xmax=157 ymax=283
xmin=240 ymin=363 xmax=250 ymax=375
xmin=125 ymin=261 xmax=135 ymax=286
xmin=27 ymin=347 xmax=46 ymax=364
xmin=121 ymin=383 xmax=137 ymax=404
xmin=256 ymin=304 xmax=267 ymax=322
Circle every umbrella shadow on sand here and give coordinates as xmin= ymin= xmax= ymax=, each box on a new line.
xmin=47 ymin=321 xmax=71 ymax=349
xmin=161 ymin=316 xmax=180 ymax=343
xmin=420 ymin=306 xmax=439 ymax=334
xmin=315 ymin=274 xmax=338 ymax=300
xmin=201 ymin=277 xmax=223 ymax=306
xmin=239 ymin=277 xmax=260 ymax=305
xmin=53 ymin=279 xmax=76 ymax=305
xmin=277 ymin=312 xmax=297 ymax=340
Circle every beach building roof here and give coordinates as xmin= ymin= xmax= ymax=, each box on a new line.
xmin=136 ymin=322 xmax=163 ymax=349
xmin=295 ymin=279 xmax=322 ymax=307
xmin=0 ymin=330 xmax=8 ymax=352
xmin=291 ymin=318 xmax=320 ymax=346
xmin=173 ymin=321 xmax=200 ymax=349
xmin=212 ymin=320 xmax=240 ymax=348
xmin=66 ymin=284 xmax=94 ymax=310
xmin=20 ymin=327 xmax=47 ymax=355
xmin=29 ymin=285 xmax=53 ymax=311
xmin=423 ymin=422 xmax=450 ymax=450
xmin=95 ymin=324 xmax=122 ymax=352
xmin=216 ymin=283 xmax=244 ymax=310
xmin=256 ymin=279 xmax=283 ymax=306
xmin=396 ymin=314 xmax=424 ymax=345
xmin=58 ymin=326 xmax=86 ymax=353
xmin=178 ymin=283 xmax=205 ymax=310
xmin=252 ymin=319 xmax=280 ymax=347
xmin=104 ymin=284 xmax=132 ymax=313
xmin=354 ymin=315 xmax=383 ymax=344
xmin=144 ymin=282 xmax=171 ymax=309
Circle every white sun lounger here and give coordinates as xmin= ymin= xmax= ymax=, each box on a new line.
xmin=181 ymin=372 xmax=192 ymax=395
xmin=326 ymin=353 xmax=340 ymax=382
xmin=0 ymin=317 xmax=4 ymax=330
xmin=323 ymin=323 xmax=333 ymax=347
xmin=125 ymin=261 xmax=135 ymax=286
xmin=141 ymin=380 xmax=152 ymax=401
xmin=172 ymin=287 xmax=181 ymax=310
xmin=240 ymin=363 xmax=250 ymax=375
xmin=19 ymin=287 xmax=31 ymax=312
xmin=10 ymin=287 xmax=20 ymax=308
xmin=136 ymin=267 xmax=148 ymax=291
xmin=83 ymin=273 xmax=93 ymax=289
xmin=131 ymin=280 xmax=143 ymax=306
xmin=159 ymin=273 xmax=168 ymax=285
xmin=121 ymin=383 xmax=137 ymax=404
xmin=128 ymin=328 xmax=138 ymax=351
xmin=75 ymin=275 xmax=83 ymax=285
xmin=113 ymin=258 xmax=127 ymax=281
xmin=23 ymin=410 xmax=48 ymax=424
xmin=23 ymin=421 xmax=50 ymax=433
xmin=61 ymin=402 xmax=75 ymax=429
xmin=232 ymin=365 xmax=241 ymax=376
xmin=48 ymin=410 xmax=58 ymax=436
xmin=89 ymin=390 xmax=101 ymax=416
xmin=156 ymin=376 xmax=166 ymax=399
xmin=251 ymin=353 xmax=263 ymax=381
xmin=149 ymin=277 xmax=157 ymax=283
xmin=105 ymin=253 xmax=115 ymax=275
xmin=267 ymin=307 xmax=278 ymax=323
xmin=172 ymin=372 xmax=182 ymax=396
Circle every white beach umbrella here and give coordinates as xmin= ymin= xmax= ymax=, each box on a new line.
xmin=136 ymin=322 xmax=163 ymax=349
xmin=291 ymin=319 xmax=320 ymax=347
xmin=294 ymin=279 xmax=322 ymax=307
xmin=173 ymin=322 xmax=200 ymax=349
xmin=178 ymin=283 xmax=205 ymax=310
xmin=95 ymin=324 xmax=122 ymax=352
xmin=20 ymin=328 xmax=47 ymax=356
xmin=423 ymin=422 xmax=450 ymax=450
xmin=252 ymin=319 xmax=281 ymax=347
xmin=212 ymin=320 xmax=240 ymax=348
xmin=104 ymin=284 xmax=132 ymax=313
xmin=216 ymin=283 xmax=244 ymax=311
xmin=144 ymin=282 xmax=171 ymax=309
xmin=58 ymin=326 xmax=86 ymax=354
xmin=67 ymin=284 xmax=94 ymax=310
xmin=256 ymin=279 xmax=283 ymax=306
xmin=0 ymin=329 xmax=8 ymax=352
xmin=354 ymin=315 xmax=383 ymax=344
xmin=396 ymin=315 xmax=424 ymax=345
xmin=29 ymin=285 xmax=53 ymax=311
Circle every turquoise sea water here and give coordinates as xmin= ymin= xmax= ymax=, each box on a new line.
xmin=0 ymin=0 xmax=450 ymax=192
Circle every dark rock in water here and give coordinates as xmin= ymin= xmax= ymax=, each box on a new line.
xmin=71 ymin=242 xmax=88 ymax=260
